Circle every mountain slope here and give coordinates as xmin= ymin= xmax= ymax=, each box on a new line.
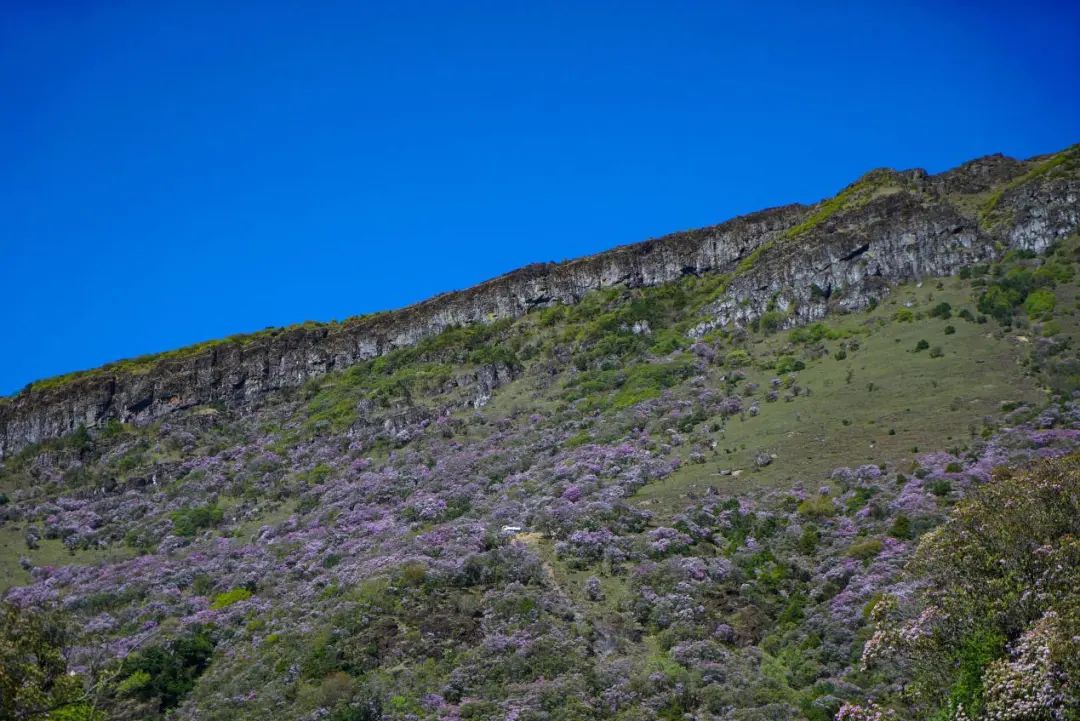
xmin=1 ymin=145 xmax=1079 ymax=721
xmin=2 ymin=146 xmax=1077 ymax=458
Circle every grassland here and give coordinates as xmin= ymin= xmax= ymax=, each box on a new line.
xmin=634 ymin=276 xmax=1054 ymax=510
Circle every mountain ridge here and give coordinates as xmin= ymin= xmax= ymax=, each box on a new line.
xmin=2 ymin=144 xmax=1077 ymax=458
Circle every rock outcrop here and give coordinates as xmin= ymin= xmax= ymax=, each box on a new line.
xmin=2 ymin=146 xmax=1077 ymax=457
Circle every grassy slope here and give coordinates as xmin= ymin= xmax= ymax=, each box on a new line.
xmin=636 ymin=277 xmax=1050 ymax=510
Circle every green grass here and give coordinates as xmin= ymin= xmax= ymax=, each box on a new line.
xmin=632 ymin=275 xmax=1058 ymax=513
xmin=0 ymin=526 xmax=136 ymax=593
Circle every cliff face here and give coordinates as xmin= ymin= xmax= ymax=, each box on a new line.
xmin=2 ymin=147 xmax=1078 ymax=458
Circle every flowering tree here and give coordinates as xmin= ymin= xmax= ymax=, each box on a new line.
xmin=862 ymin=455 xmax=1080 ymax=719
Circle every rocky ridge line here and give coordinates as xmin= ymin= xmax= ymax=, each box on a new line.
xmin=1 ymin=146 xmax=1077 ymax=458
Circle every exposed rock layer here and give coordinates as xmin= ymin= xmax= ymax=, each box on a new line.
xmin=2 ymin=148 xmax=1078 ymax=457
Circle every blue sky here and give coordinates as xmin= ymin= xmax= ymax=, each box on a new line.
xmin=1 ymin=1 xmax=1077 ymax=395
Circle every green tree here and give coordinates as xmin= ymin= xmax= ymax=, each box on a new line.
xmin=977 ymin=285 xmax=1022 ymax=324
xmin=864 ymin=455 xmax=1080 ymax=718
xmin=0 ymin=603 xmax=97 ymax=721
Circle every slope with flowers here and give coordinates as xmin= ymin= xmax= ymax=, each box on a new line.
xmin=2 ymin=154 xmax=1080 ymax=721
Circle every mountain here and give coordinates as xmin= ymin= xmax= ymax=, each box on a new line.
xmin=1 ymin=144 xmax=1078 ymax=721
xmin=4 ymin=147 xmax=1078 ymax=459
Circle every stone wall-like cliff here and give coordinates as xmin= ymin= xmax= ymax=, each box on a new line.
xmin=2 ymin=146 xmax=1078 ymax=458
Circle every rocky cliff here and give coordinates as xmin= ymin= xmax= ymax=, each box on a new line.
xmin=2 ymin=146 xmax=1077 ymax=457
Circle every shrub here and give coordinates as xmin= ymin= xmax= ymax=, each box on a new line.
xmin=944 ymin=325 xmax=956 ymax=335
xmin=1024 ymin=289 xmax=1056 ymax=317
xmin=892 ymin=308 xmax=914 ymax=323
xmin=170 ymin=504 xmax=224 ymax=537
xmin=1033 ymin=260 xmax=1074 ymax=286
xmin=118 ymin=627 xmax=216 ymax=711
xmin=929 ymin=302 xmax=952 ymax=319
xmin=0 ymin=604 xmax=84 ymax=719
xmin=978 ymin=285 xmax=1022 ymax=324
xmin=725 ymin=349 xmax=751 ymax=367
xmin=914 ymin=339 xmax=929 ymax=352
xmin=210 ymin=587 xmax=253 ymax=609
xmin=759 ymin=310 xmax=786 ymax=333
xmin=788 ymin=322 xmax=839 ymax=344
xmin=798 ymin=525 xmax=820 ymax=553
xmin=797 ymin=495 xmax=836 ymax=519
xmin=847 ymin=538 xmax=884 ymax=560
xmin=889 ymin=514 xmax=912 ymax=539
xmin=775 ymin=355 xmax=805 ymax=374
xmin=929 ymin=346 xmax=944 ymax=358
xmin=928 ymin=479 xmax=953 ymax=496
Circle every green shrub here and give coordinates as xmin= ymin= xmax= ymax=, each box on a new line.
xmin=170 ymin=504 xmax=224 ymax=537
xmin=928 ymin=479 xmax=952 ymax=496
xmin=944 ymin=325 xmax=956 ymax=335
xmin=725 ymin=349 xmax=751 ymax=367
xmin=797 ymin=525 xmax=820 ymax=553
xmin=775 ymin=355 xmax=805 ymax=374
xmin=1033 ymin=260 xmax=1074 ymax=286
xmin=797 ymin=495 xmax=836 ymax=519
xmin=929 ymin=302 xmax=952 ymax=319
xmin=565 ymin=431 xmax=591 ymax=448
xmin=929 ymin=346 xmax=944 ymax=358
xmin=610 ymin=359 xmax=695 ymax=409
xmin=116 ymin=670 xmax=151 ymax=697
xmin=978 ymin=286 xmax=1020 ymax=323
xmin=210 ymin=587 xmax=252 ymax=609
xmin=117 ymin=626 xmax=216 ymax=711
xmin=847 ymin=538 xmax=884 ymax=560
xmin=914 ymin=339 xmax=929 ymax=352
xmin=945 ymin=628 xmax=1007 ymax=717
xmin=892 ymin=308 xmax=914 ymax=323
xmin=889 ymin=514 xmax=912 ymax=539
xmin=788 ymin=322 xmax=840 ymax=344
xmin=758 ymin=310 xmax=786 ymax=333
xmin=1023 ymin=288 xmax=1056 ymax=317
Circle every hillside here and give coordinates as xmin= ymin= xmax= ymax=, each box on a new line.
xmin=2 ymin=145 xmax=1079 ymax=721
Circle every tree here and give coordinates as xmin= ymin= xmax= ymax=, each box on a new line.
xmin=0 ymin=603 xmax=96 ymax=721
xmin=863 ymin=454 xmax=1080 ymax=719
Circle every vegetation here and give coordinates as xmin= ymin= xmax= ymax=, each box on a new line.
xmin=114 ymin=627 xmax=216 ymax=712
xmin=169 ymin=504 xmax=224 ymax=537
xmin=0 ymin=604 xmax=94 ymax=720
xmin=1 ymin=155 xmax=1079 ymax=720
xmin=864 ymin=454 xmax=1080 ymax=719
xmin=980 ymin=144 xmax=1080 ymax=223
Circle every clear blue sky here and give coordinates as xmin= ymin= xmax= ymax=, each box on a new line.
xmin=1 ymin=1 xmax=1077 ymax=395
